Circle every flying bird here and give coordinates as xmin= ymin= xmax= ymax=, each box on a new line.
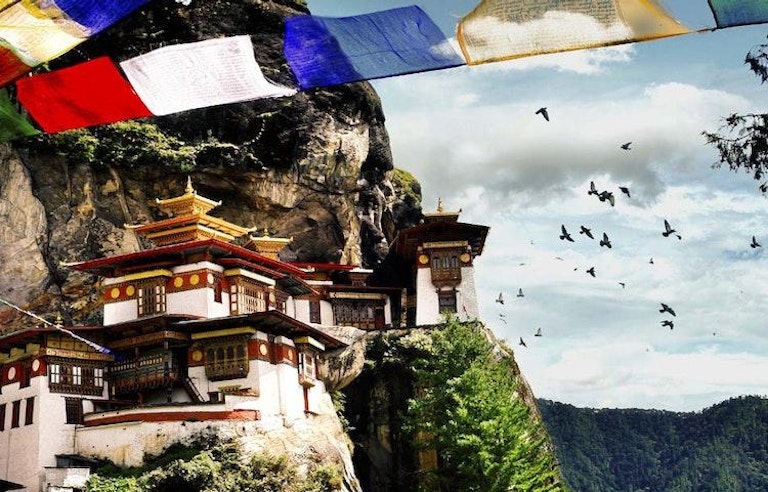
xmin=560 ymin=225 xmax=575 ymax=242
xmin=519 ymin=337 xmax=527 ymax=347
xmin=751 ymin=235 xmax=762 ymax=248
xmin=649 ymin=257 xmax=654 ymax=264
xmin=662 ymin=219 xmax=681 ymax=240
xmin=579 ymin=226 xmax=594 ymax=239
xmin=588 ymin=181 xmax=599 ymax=196
xmin=598 ymin=191 xmax=615 ymax=206
xmin=586 ymin=266 xmax=596 ymax=277
xmin=619 ymin=282 xmax=625 ymax=288
xmin=517 ymin=288 xmax=524 ymax=298
xmin=495 ymin=292 xmax=504 ymax=305
xmin=661 ymin=320 xmax=674 ymax=329
xmin=600 ymin=232 xmax=612 ymax=248
xmin=534 ymin=327 xmax=542 ymax=337
xmin=619 ymin=186 xmax=631 ymax=198
xmin=620 ymin=142 xmax=632 ymax=150
xmin=659 ymin=303 xmax=676 ymax=316
xmin=535 ymin=107 xmax=549 ymax=121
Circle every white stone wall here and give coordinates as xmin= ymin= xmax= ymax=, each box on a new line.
xmin=166 ymin=288 xmax=229 ymax=319
xmin=173 ymin=261 xmax=223 ymax=275
xmin=415 ymin=266 xmax=479 ymax=325
xmin=103 ymin=299 xmax=137 ymax=326
xmin=458 ymin=266 xmax=479 ymax=321
xmin=415 ymin=268 xmax=440 ymax=325
xmin=0 ymin=377 xmax=42 ymax=492
xmin=293 ymin=298 xmax=309 ymax=324
xmin=320 ymin=300 xmax=334 ymax=326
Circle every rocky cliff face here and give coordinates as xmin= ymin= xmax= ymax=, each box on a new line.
xmin=0 ymin=0 xmax=421 ymax=330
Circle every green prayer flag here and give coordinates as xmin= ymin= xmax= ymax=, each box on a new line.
xmin=0 ymin=89 xmax=40 ymax=142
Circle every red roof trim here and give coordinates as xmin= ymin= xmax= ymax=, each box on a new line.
xmin=70 ymin=239 xmax=307 ymax=277
xmin=290 ymin=262 xmax=357 ymax=272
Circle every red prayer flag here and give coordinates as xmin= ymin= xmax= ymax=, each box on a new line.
xmin=0 ymin=46 xmax=33 ymax=88
xmin=16 ymin=56 xmax=152 ymax=133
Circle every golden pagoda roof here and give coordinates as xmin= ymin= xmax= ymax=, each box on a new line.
xmin=424 ymin=198 xmax=461 ymax=223
xmin=126 ymin=178 xmax=254 ymax=247
xmin=244 ymin=228 xmax=293 ymax=260
xmin=155 ymin=176 xmax=222 ymax=216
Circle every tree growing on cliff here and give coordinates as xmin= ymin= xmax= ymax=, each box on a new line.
xmin=704 ymin=39 xmax=768 ymax=189
xmin=406 ymin=318 xmax=568 ymax=492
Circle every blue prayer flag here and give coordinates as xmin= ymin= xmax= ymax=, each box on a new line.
xmin=284 ymin=5 xmax=465 ymax=90
xmin=708 ymin=0 xmax=768 ymax=28
xmin=43 ymin=0 xmax=152 ymax=35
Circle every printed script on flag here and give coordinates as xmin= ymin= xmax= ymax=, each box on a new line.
xmin=457 ymin=0 xmax=692 ymax=65
xmin=120 ymin=35 xmax=296 ymax=116
xmin=0 ymin=1 xmax=86 ymax=66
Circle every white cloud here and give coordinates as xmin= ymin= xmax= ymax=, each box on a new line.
xmin=384 ymin=81 xmax=753 ymax=212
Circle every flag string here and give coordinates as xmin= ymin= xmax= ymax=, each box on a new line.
xmin=0 ymin=295 xmax=111 ymax=354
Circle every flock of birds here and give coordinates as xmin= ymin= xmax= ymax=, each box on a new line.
xmin=496 ymin=107 xmax=766 ymax=349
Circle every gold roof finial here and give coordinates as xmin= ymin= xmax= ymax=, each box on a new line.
xmin=436 ymin=198 xmax=443 ymax=213
xmin=185 ymin=176 xmax=195 ymax=194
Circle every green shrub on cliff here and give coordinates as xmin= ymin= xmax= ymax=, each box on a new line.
xmin=405 ymin=318 xmax=569 ymax=492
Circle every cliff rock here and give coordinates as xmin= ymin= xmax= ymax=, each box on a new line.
xmin=1 ymin=0 xmax=421 ymax=329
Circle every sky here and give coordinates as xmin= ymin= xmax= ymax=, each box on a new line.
xmin=307 ymin=0 xmax=768 ymax=412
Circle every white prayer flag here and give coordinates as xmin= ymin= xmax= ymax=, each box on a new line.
xmin=120 ymin=35 xmax=295 ymax=116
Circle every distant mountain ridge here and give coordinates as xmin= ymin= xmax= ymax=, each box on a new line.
xmin=538 ymin=396 xmax=768 ymax=492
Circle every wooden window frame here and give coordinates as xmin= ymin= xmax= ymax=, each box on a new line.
xmin=24 ymin=397 xmax=34 ymax=426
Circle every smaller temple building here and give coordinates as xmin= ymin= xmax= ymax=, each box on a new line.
xmin=0 ymin=182 xmax=489 ymax=491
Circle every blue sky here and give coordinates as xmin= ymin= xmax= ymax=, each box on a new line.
xmin=307 ymin=1 xmax=768 ymax=412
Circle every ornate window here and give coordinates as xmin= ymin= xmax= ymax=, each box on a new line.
xmin=309 ymin=300 xmax=321 ymax=324
xmin=48 ymin=359 xmax=106 ymax=396
xmin=332 ymin=299 xmax=384 ymax=330
xmin=438 ymin=290 xmax=457 ymax=314
xmin=10 ymin=400 xmax=20 ymax=428
xmin=65 ymin=398 xmax=84 ymax=425
xmin=229 ymin=280 xmax=266 ymax=315
xmin=430 ymin=249 xmax=462 ymax=284
xmin=24 ymin=397 xmax=34 ymax=426
xmin=204 ymin=337 xmax=250 ymax=381
xmin=109 ymin=351 xmax=178 ymax=393
xmin=138 ymin=282 xmax=166 ymax=316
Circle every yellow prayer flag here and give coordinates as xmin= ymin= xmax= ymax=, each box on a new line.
xmin=0 ymin=1 xmax=86 ymax=66
xmin=457 ymin=0 xmax=692 ymax=65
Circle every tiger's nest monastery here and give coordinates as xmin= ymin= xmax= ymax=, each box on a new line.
xmin=0 ymin=180 xmax=488 ymax=491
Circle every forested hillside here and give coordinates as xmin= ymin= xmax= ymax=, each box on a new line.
xmin=538 ymin=396 xmax=768 ymax=491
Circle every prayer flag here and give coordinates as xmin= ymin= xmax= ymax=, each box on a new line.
xmin=33 ymin=0 xmax=152 ymax=35
xmin=16 ymin=56 xmax=151 ymax=133
xmin=0 ymin=1 xmax=86 ymax=66
xmin=284 ymin=6 xmax=464 ymax=90
xmin=120 ymin=35 xmax=296 ymax=116
xmin=457 ymin=0 xmax=692 ymax=65
xmin=0 ymin=43 xmax=33 ymax=87
xmin=0 ymin=88 xmax=39 ymax=141
xmin=707 ymin=0 xmax=768 ymax=28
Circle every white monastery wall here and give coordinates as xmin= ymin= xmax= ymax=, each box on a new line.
xmin=102 ymin=299 xmax=137 ymax=326
xmin=459 ymin=266 xmax=479 ymax=320
xmin=415 ymin=269 xmax=440 ymax=325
